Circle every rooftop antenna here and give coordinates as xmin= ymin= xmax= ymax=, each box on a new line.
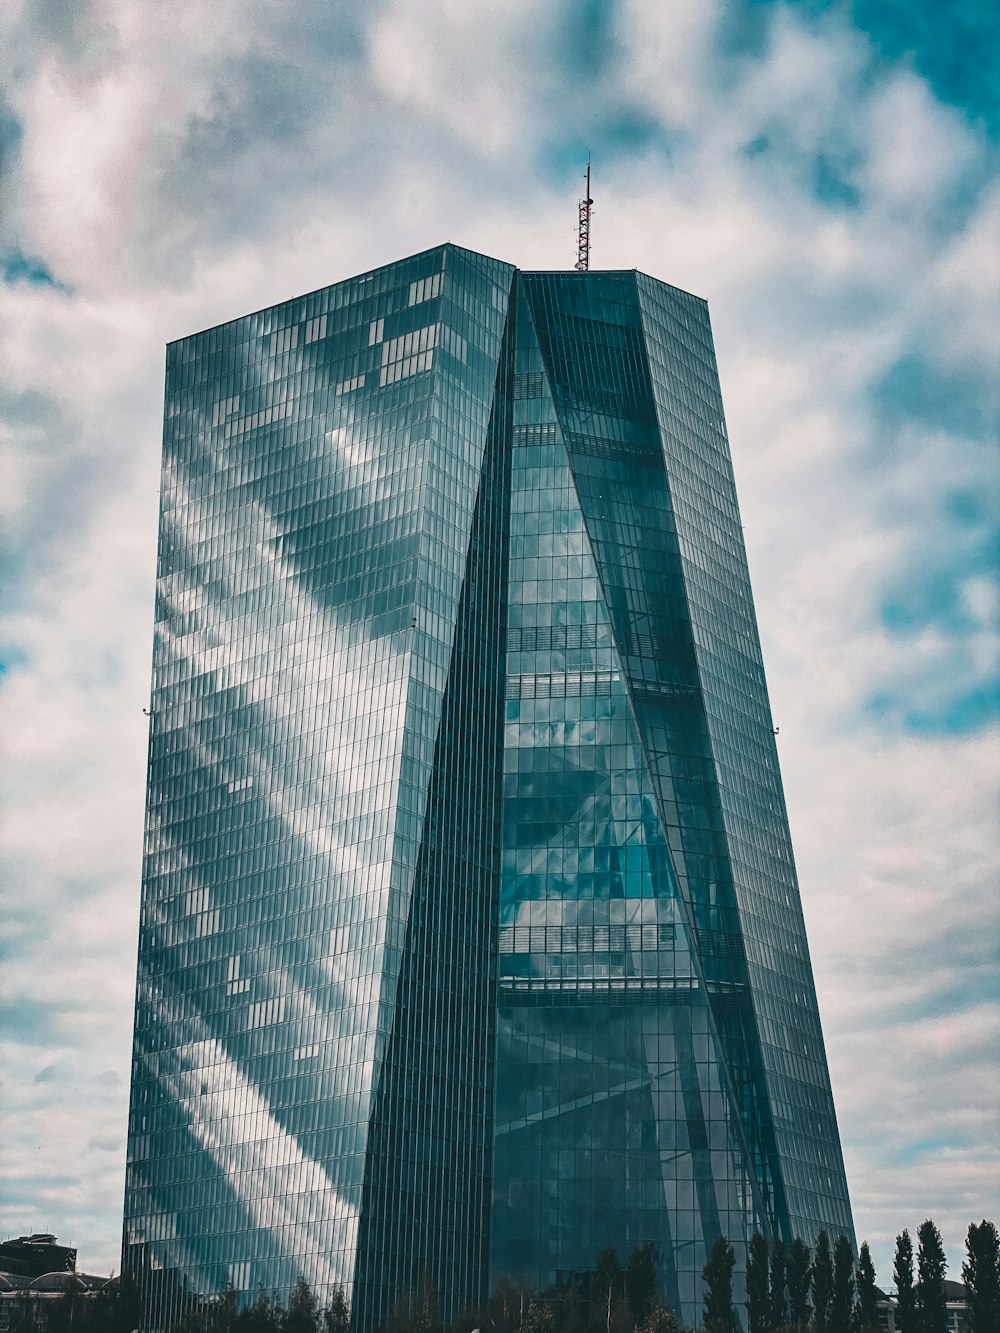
xmin=575 ymin=155 xmax=593 ymax=272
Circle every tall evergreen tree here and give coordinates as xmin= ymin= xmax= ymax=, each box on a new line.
xmin=769 ymin=1239 xmax=788 ymax=1331
xmin=701 ymin=1235 xmax=738 ymax=1333
xmin=746 ymin=1233 xmax=770 ymax=1333
xmin=893 ymin=1230 xmax=917 ymax=1333
xmin=626 ymin=1243 xmax=658 ymax=1326
xmin=829 ymin=1236 xmax=855 ymax=1333
xmin=786 ymin=1237 xmax=812 ymax=1328
xmin=855 ymin=1241 xmax=879 ymax=1333
xmin=813 ymin=1232 xmax=834 ymax=1333
xmin=284 ymin=1276 xmax=321 ymax=1333
xmin=916 ymin=1220 xmax=947 ymax=1333
xmin=323 ymin=1283 xmax=351 ymax=1333
xmin=963 ymin=1220 xmax=1000 ymax=1333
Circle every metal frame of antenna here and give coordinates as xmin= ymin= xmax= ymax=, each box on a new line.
xmin=575 ymin=157 xmax=593 ymax=272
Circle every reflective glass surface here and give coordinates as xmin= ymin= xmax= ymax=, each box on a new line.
xmin=491 ymin=273 xmax=853 ymax=1326
xmin=125 ymin=245 xmax=514 ymax=1330
xmin=125 ymin=250 xmax=853 ymax=1333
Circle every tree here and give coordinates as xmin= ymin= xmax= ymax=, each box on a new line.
xmin=113 ymin=1271 xmax=145 ymax=1333
xmin=769 ymin=1238 xmax=788 ymax=1331
xmin=411 ymin=1273 xmax=440 ymax=1333
xmin=172 ymin=1313 xmax=211 ymax=1333
xmin=916 ymin=1220 xmax=947 ymax=1333
xmin=594 ymin=1246 xmax=623 ymax=1333
xmin=893 ymin=1230 xmax=917 ymax=1333
xmin=963 ymin=1220 xmax=1000 ymax=1333
xmin=829 ymin=1236 xmax=855 ymax=1333
xmin=701 ymin=1235 xmax=737 ymax=1333
xmin=626 ymin=1243 xmax=658 ymax=1326
xmin=813 ymin=1232 xmax=834 ymax=1333
xmin=323 ymin=1283 xmax=351 ymax=1333
xmin=746 ymin=1233 xmax=770 ymax=1333
xmin=636 ymin=1305 xmax=681 ymax=1333
xmin=237 ymin=1287 xmax=282 ymax=1332
xmin=7 ymin=1292 xmax=38 ymax=1333
xmin=642 ymin=1301 xmax=682 ymax=1333
xmin=520 ymin=1297 xmax=556 ymax=1333
xmin=485 ymin=1277 xmax=531 ymax=1333
xmin=786 ymin=1237 xmax=812 ymax=1328
xmin=206 ymin=1283 xmax=240 ymax=1332
xmin=855 ymin=1241 xmax=879 ymax=1333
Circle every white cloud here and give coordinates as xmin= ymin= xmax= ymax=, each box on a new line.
xmin=1 ymin=0 xmax=997 ymax=1287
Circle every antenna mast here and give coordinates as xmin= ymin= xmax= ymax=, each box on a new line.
xmin=575 ymin=156 xmax=593 ymax=272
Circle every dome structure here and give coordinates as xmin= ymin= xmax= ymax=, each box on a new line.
xmin=29 ymin=1271 xmax=88 ymax=1294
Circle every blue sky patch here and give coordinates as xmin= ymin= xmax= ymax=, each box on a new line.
xmin=873 ymin=353 xmax=997 ymax=442
xmin=866 ymin=680 xmax=1000 ymax=736
xmin=2 ymin=249 xmax=68 ymax=290
xmin=746 ymin=0 xmax=1000 ymax=135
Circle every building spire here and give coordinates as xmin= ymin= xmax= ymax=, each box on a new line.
xmin=575 ymin=155 xmax=593 ymax=272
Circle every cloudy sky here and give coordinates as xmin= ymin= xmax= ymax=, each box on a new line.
xmin=1 ymin=0 xmax=997 ymax=1292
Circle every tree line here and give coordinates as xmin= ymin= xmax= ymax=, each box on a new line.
xmin=3 ymin=1219 xmax=995 ymax=1333
xmin=159 ymin=1219 xmax=997 ymax=1333
xmin=702 ymin=1216 xmax=999 ymax=1333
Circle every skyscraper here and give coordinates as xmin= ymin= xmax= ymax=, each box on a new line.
xmin=124 ymin=244 xmax=854 ymax=1332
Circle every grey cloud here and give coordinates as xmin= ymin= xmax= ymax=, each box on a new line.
xmin=87 ymin=1133 xmax=122 ymax=1151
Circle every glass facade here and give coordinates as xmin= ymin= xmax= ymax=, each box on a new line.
xmin=125 ymin=247 xmax=853 ymax=1332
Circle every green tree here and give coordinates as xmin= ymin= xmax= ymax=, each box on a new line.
xmin=594 ymin=1246 xmax=623 ymax=1333
xmin=916 ymin=1220 xmax=947 ymax=1333
xmin=486 ymin=1277 xmax=531 ymax=1333
xmin=520 ymin=1297 xmax=556 ymax=1333
xmin=769 ymin=1238 xmax=788 ymax=1331
xmin=636 ymin=1304 xmax=681 ymax=1333
xmin=893 ymin=1230 xmax=917 ymax=1333
xmin=323 ymin=1282 xmax=351 ymax=1333
xmin=412 ymin=1274 xmax=440 ymax=1333
xmin=626 ymin=1243 xmax=658 ymax=1326
xmin=204 ymin=1283 xmax=240 ymax=1332
xmin=746 ymin=1233 xmax=770 ymax=1333
xmin=855 ymin=1241 xmax=879 ymax=1333
xmin=237 ymin=1287 xmax=282 ymax=1332
xmin=7 ymin=1291 xmax=38 ymax=1333
xmin=963 ymin=1220 xmax=1000 ymax=1333
xmin=829 ymin=1236 xmax=855 ymax=1333
xmin=701 ymin=1235 xmax=737 ymax=1333
xmin=786 ymin=1237 xmax=812 ymax=1328
xmin=44 ymin=1285 xmax=82 ymax=1333
xmin=172 ymin=1311 xmax=210 ymax=1333
xmin=113 ymin=1271 xmax=145 ymax=1333
xmin=813 ymin=1232 xmax=834 ymax=1333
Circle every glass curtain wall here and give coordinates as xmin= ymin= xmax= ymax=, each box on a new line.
xmin=491 ymin=272 xmax=853 ymax=1326
xmin=125 ymin=248 xmax=853 ymax=1333
xmin=125 ymin=245 xmax=514 ymax=1331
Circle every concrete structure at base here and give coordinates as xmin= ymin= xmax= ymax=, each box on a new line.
xmin=0 ymin=1234 xmax=122 ymax=1331
xmin=124 ymin=246 xmax=855 ymax=1331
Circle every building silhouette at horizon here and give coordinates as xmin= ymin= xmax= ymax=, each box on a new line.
xmin=124 ymin=244 xmax=854 ymax=1331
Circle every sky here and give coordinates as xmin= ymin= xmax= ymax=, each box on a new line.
xmin=1 ymin=0 xmax=998 ymax=1295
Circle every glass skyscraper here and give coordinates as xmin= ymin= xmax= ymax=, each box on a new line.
xmin=124 ymin=244 xmax=853 ymax=1332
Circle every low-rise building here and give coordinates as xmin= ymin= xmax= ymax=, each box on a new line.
xmin=878 ymin=1278 xmax=969 ymax=1332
